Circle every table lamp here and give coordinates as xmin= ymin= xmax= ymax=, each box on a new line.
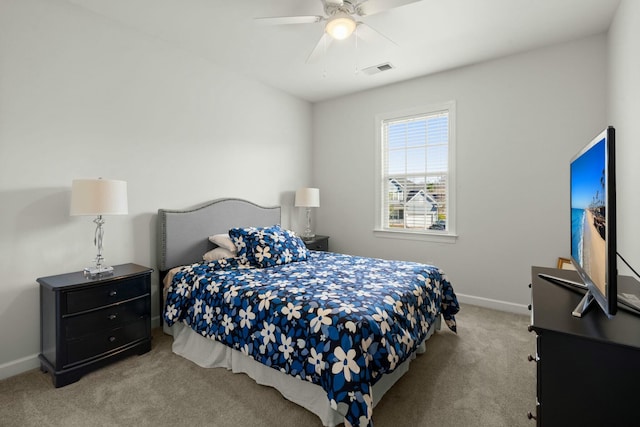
xmin=295 ymin=187 xmax=320 ymax=240
xmin=70 ymin=178 xmax=128 ymax=276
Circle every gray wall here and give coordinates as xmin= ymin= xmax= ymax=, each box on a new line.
xmin=0 ymin=0 xmax=312 ymax=377
xmin=312 ymin=35 xmax=608 ymax=312
xmin=608 ymin=0 xmax=640 ymax=279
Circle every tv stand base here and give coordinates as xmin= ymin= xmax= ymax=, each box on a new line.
xmin=571 ymin=290 xmax=595 ymax=318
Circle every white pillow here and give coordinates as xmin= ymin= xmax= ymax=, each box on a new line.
xmin=203 ymin=247 xmax=236 ymax=262
xmin=208 ymin=234 xmax=237 ymax=253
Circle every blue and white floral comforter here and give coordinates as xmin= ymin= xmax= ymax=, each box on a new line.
xmin=164 ymin=251 xmax=459 ymax=427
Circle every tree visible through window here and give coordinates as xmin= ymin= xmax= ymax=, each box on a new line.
xmin=378 ymin=103 xmax=455 ymax=235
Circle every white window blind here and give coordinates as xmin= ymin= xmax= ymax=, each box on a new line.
xmin=378 ymin=104 xmax=454 ymax=236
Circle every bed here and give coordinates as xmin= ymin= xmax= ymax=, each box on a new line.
xmin=158 ymin=198 xmax=459 ymax=427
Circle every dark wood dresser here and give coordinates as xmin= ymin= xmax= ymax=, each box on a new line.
xmin=303 ymin=235 xmax=329 ymax=252
xmin=529 ymin=266 xmax=640 ymax=426
xmin=38 ymin=263 xmax=153 ymax=387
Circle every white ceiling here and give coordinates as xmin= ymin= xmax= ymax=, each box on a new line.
xmin=63 ymin=0 xmax=621 ymax=103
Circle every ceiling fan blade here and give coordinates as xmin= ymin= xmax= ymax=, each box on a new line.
xmin=323 ymin=0 xmax=344 ymax=6
xmin=356 ymin=22 xmax=398 ymax=46
xmin=306 ymin=33 xmax=333 ymax=63
xmin=357 ymin=0 xmax=422 ymax=16
xmin=254 ymin=15 xmax=322 ymax=26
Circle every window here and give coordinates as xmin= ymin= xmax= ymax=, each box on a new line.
xmin=375 ymin=102 xmax=456 ymax=242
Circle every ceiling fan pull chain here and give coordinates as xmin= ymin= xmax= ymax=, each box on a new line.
xmin=354 ymin=25 xmax=359 ymax=74
xmin=323 ymin=33 xmax=329 ymax=79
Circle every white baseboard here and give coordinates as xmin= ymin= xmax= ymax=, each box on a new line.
xmin=152 ymin=315 xmax=161 ymax=329
xmin=455 ymin=292 xmax=530 ymax=316
xmin=0 ymin=353 xmax=40 ymax=381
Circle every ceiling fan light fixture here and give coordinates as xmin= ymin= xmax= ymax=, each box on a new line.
xmin=325 ymin=13 xmax=356 ymax=40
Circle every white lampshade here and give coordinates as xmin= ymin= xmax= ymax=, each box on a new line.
xmin=70 ymin=179 xmax=128 ymax=216
xmin=325 ymin=13 xmax=356 ymax=40
xmin=295 ymin=188 xmax=320 ymax=208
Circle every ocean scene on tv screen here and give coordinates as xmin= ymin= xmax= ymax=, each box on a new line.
xmin=571 ymin=138 xmax=606 ymax=293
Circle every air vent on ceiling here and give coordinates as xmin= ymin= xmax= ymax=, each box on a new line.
xmin=361 ymin=62 xmax=395 ymax=76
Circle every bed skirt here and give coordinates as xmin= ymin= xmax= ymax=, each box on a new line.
xmin=166 ymin=316 xmax=441 ymax=426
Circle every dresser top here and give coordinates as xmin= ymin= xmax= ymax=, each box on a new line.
xmin=37 ymin=263 xmax=153 ymax=290
xmin=531 ymin=266 xmax=640 ymax=350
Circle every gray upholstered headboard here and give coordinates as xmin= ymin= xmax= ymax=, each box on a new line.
xmin=157 ymin=198 xmax=281 ymax=272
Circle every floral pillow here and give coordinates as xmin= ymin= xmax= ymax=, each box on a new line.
xmin=228 ymin=225 xmax=281 ymax=265
xmin=229 ymin=225 xmax=266 ymax=264
xmin=252 ymin=227 xmax=308 ymax=268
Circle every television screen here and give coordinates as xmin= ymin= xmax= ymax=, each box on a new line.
xmin=570 ymin=126 xmax=616 ymax=317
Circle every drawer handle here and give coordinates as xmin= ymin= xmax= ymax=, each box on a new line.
xmin=527 ymin=411 xmax=537 ymax=420
xmin=109 ymin=336 xmax=116 ymax=343
xmin=108 ymin=314 xmax=118 ymax=320
xmin=527 ymin=304 xmax=532 ymax=311
xmin=527 ymin=354 xmax=537 ymax=363
xmin=109 ymin=290 xmax=117 ymax=297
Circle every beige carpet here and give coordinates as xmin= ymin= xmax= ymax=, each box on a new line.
xmin=0 ymin=304 xmax=536 ymax=427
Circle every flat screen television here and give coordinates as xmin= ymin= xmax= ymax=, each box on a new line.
xmin=569 ymin=126 xmax=617 ymax=318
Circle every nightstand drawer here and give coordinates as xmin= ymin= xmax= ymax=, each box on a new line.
xmin=66 ymin=276 xmax=149 ymax=314
xmin=65 ymin=297 xmax=149 ymax=338
xmin=65 ymin=318 xmax=149 ymax=367
xmin=303 ymin=235 xmax=329 ymax=252
xmin=306 ymin=240 xmax=328 ymax=251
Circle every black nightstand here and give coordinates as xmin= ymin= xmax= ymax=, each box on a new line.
xmin=303 ymin=235 xmax=329 ymax=252
xmin=38 ymin=263 xmax=153 ymax=387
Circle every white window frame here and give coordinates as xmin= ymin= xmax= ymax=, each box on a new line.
xmin=374 ymin=101 xmax=457 ymax=243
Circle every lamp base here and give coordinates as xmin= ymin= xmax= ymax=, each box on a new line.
xmin=301 ymin=207 xmax=315 ymax=241
xmin=84 ymin=265 xmax=114 ymax=277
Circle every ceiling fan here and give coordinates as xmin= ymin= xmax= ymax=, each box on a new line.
xmin=255 ymin=0 xmax=422 ymax=63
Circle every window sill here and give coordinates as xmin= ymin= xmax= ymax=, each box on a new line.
xmin=373 ymin=229 xmax=458 ymax=244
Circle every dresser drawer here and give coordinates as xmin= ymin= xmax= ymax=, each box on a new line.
xmin=535 ymin=335 xmax=542 ymax=407
xmin=65 ymin=318 xmax=149 ymax=367
xmin=65 ymin=276 xmax=149 ymax=314
xmin=65 ymin=297 xmax=149 ymax=339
